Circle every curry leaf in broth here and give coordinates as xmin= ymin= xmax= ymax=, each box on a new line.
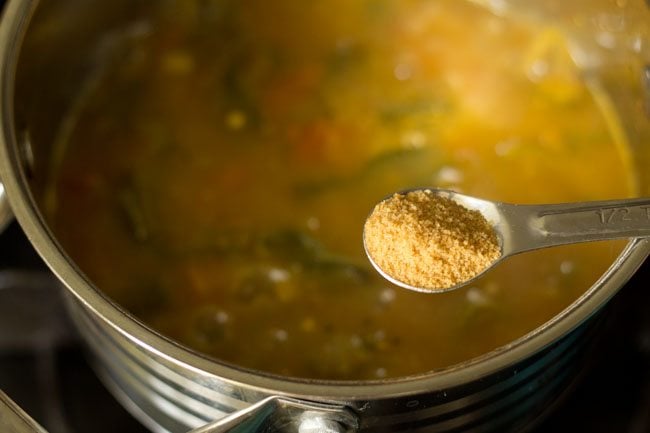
xmin=379 ymin=99 xmax=451 ymax=124
xmin=117 ymin=184 xmax=150 ymax=243
xmin=146 ymin=229 xmax=323 ymax=260
xmin=294 ymin=146 xmax=441 ymax=198
xmin=219 ymin=48 xmax=274 ymax=133
xmin=259 ymin=229 xmax=323 ymax=261
xmin=298 ymin=257 xmax=372 ymax=290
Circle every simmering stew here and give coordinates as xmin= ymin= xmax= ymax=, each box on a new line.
xmin=46 ymin=0 xmax=635 ymax=380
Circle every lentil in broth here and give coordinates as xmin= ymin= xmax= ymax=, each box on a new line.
xmin=46 ymin=0 xmax=635 ymax=380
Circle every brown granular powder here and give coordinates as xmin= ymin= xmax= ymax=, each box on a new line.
xmin=364 ymin=190 xmax=501 ymax=291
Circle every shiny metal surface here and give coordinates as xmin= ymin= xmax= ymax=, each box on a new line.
xmin=188 ymin=396 xmax=357 ymax=433
xmin=0 ymin=0 xmax=649 ymax=432
xmin=0 ymin=183 xmax=13 ymax=234
xmin=0 ymin=390 xmax=47 ymax=433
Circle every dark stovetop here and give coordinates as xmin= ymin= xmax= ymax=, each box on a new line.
xmin=0 ymin=221 xmax=648 ymax=433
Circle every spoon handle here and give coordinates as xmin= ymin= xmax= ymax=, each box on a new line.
xmin=500 ymin=198 xmax=650 ymax=254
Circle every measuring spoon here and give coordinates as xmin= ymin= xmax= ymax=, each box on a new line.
xmin=363 ymin=188 xmax=650 ymax=293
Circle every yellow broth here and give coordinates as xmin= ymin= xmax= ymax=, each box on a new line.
xmin=46 ymin=0 xmax=634 ymax=380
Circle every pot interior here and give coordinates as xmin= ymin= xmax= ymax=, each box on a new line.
xmin=9 ymin=0 xmax=650 ymax=383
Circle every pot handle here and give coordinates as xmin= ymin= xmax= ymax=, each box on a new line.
xmin=0 ymin=183 xmax=13 ymax=234
xmin=189 ymin=396 xmax=359 ymax=433
xmin=0 ymin=390 xmax=47 ymax=433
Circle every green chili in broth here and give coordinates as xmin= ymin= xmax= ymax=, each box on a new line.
xmin=47 ymin=0 xmax=635 ymax=380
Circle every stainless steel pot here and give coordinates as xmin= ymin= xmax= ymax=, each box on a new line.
xmin=0 ymin=1 xmax=648 ymax=432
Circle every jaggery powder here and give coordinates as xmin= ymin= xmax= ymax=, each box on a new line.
xmin=364 ymin=190 xmax=501 ymax=291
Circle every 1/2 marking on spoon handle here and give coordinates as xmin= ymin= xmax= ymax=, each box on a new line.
xmin=595 ymin=206 xmax=650 ymax=225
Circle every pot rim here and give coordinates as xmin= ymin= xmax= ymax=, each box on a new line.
xmin=1 ymin=0 xmax=648 ymax=401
